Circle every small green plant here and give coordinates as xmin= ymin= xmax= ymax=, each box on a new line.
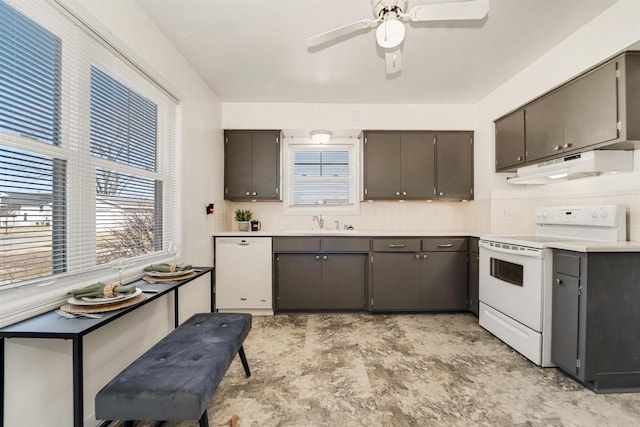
xmin=234 ymin=208 xmax=253 ymax=221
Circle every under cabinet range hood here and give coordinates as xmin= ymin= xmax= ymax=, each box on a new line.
xmin=507 ymin=150 xmax=634 ymax=184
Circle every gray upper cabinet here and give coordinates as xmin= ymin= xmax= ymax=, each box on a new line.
xmin=563 ymin=61 xmax=618 ymax=153
xmin=224 ymin=130 xmax=280 ymax=200
xmin=363 ymin=131 xmax=434 ymax=199
xmin=525 ymin=88 xmax=566 ymax=162
xmin=494 ymin=110 xmax=526 ymax=172
xmin=495 ymin=52 xmax=640 ymax=171
xmin=435 ymin=132 xmax=474 ymax=200
xmin=364 ymin=130 xmax=472 ymax=200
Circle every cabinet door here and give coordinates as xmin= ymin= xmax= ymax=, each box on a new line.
xmin=251 ymin=131 xmax=280 ymax=199
xmin=321 ymin=254 xmax=366 ymax=310
xmin=525 ymin=90 xmax=565 ymax=162
xmin=564 ymin=61 xmax=618 ymax=152
xmin=469 ymin=240 xmax=479 ymax=316
xmin=495 ymin=110 xmax=526 ymax=171
xmin=224 ymin=131 xmax=252 ymax=199
xmin=371 ymin=252 xmax=421 ymax=311
xmin=364 ymin=131 xmax=401 ymax=199
xmin=420 ymin=252 xmax=468 ymax=311
xmin=276 ymin=254 xmax=322 ymax=310
xmin=400 ymin=132 xmax=435 ymax=198
xmin=435 ymin=132 xmax=473 ymax=200
xmin=551 ymin=272 xmax=580 ymax=375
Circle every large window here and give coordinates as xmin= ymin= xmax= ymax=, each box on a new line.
xmin=0 ymin=0 xmax=180 ymax=326
xmin=284 ymin=139 xmax=359 ymax=215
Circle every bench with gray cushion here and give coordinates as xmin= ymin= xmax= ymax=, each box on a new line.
xmin=95 ymin=312 xmax=252 ymax=427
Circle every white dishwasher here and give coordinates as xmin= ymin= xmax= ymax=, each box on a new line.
xmin=215 ymin=237 xmax=273 ymax=315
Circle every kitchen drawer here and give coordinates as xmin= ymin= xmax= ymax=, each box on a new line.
xmin=422 ymin=238 xmax=468 ymax=252
xmin=372 ymin=239 xmax=421 ymax=252
xmin=554 ymin=252 xmax=581 ymax=277
xmin=322 ymin=238 xmax=370 ymax=253
xmin=273 ymin=237 xmax=321 ymax=252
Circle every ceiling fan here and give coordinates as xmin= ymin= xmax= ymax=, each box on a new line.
xmin=307 ymin=0 xmax=489 ymax=74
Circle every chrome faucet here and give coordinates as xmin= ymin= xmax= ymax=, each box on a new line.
xmin=312 ymin=215 xmax=324 ymax=229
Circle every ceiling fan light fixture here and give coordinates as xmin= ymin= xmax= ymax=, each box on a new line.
xmin=375 ymin=16 xmax=405 ymax=48
xmin=310 ymin=130 xmax=332 ymax=144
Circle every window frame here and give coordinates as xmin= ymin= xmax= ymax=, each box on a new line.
xmin=283 ymin=137 xmax=360 ymax=216
xmin=0 ymin=0 xmax=182 ymax=327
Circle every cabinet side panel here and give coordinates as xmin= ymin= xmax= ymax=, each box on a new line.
xmin=625 ymin=54 xmax=640 ymax=140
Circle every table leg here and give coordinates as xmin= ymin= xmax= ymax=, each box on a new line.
xmin=210 ymin=270 xmax=215 ymax=313
xmin=1 ymin=338 xmax=5 ymax=427
xmin=174 ymin=289 xmax=179 ymax=328
xmin=72 ymin=337 xmax=83 ymax=427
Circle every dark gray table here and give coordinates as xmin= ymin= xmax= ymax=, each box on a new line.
xmin=0 ymin=267 xmax=214 ymax=427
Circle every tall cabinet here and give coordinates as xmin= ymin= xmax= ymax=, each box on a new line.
xmin=224 ymin=130 xmax=280 ymax=200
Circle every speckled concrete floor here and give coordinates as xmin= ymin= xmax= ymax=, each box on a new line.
xmin=118 ymin=313 xmax=640 ymax=426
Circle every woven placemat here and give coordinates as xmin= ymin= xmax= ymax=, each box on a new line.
xmin=143 ymin=271 xmax=197 ymax=283
xmin=60 ymin=294 xmax=146 ymax=314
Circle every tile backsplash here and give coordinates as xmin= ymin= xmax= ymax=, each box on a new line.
xmin=221 ymin=189 xmax=640 ymax=241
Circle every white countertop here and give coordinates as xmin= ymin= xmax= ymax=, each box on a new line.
xmin=546 ymin=241 xmax=640 ymax=253
xmin=213 ymin=230 xmax=479 ymax=237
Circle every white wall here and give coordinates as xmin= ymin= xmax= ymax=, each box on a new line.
xmin=476 ymin=0 xmax=640 ymax=239
xmin=4 ymin=0 xmax=223 ymax=425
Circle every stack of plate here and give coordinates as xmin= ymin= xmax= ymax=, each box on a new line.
xmin=61 ymin=288 xmax=146 ymax=314
xmin=143 ymin=268 xmax=195 ymax=282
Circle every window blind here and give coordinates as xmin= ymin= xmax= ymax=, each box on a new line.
xmin=292 ymin=150 xmax=350 ymax=205
xmin=0 ymin=0 xmax=181 ymax=326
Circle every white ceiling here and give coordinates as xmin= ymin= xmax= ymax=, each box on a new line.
xmin=135 ymin=0 xmax=619 ymax=104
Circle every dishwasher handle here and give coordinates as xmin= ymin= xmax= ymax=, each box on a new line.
xmin=237 ymin=240 xmax=250 ymax=246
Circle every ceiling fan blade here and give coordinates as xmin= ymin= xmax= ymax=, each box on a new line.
xmin=307 ymin=18 xmax=381 ymax=48
xmin=384 ymin=48 xmax=402 ymax=74
xmin=407 ymin=0 xmax=489 ymax=22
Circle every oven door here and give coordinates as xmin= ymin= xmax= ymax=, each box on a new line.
xmin=479 ymin=240 xmax=546 ymax=332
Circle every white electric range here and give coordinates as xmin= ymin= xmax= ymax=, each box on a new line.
xmin=478 ymin=205 xmax=626 ymax=367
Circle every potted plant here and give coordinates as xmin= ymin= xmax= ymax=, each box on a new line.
xmin=235 ymin=208 xmax=253 ymax=231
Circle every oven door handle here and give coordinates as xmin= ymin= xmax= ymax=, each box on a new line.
xmin=479 ymin=241 xmax=543 ymax=259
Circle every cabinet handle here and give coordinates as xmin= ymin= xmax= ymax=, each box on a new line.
xmin=402 ymin=191 xmax=407 ymax=196
xmin=563 ymin=143 xmax=572 ymax=149
xmin=323 ymin=255 xmax=328 ymax=260
xmin=555 ymin=278 xmax=563 ymax=285
xmin=315 ymin=255 xmax=320 ymax=260
xmin=437 ymin=244 xmax=454 ymax=248
xmin=388 ymin=244 xmax=405 ymax=248
xmin=439 ymin=192 xmax=444 ymax=196
xmin=245 ymin=191 xmax=250 ymax=196
xmin=252 ymin=191 xmax=257 ymax=196
xmin=423 ymin=254 xmax=428 ymax=259
xmin=415 ymin=254 xmax=420 ymax=259
xmin=240 ymin=297 xmax=247 ymax=301
xmin=395 ymin=191 xmax=401 ymax=196
xmin=517 ymin=156 xmax=522 ymax=161
xmin=553 ymin=145 xmax=561 ymax=151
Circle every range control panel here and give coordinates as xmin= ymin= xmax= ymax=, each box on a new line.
xmin=534 ymin=205 xmax=625 ymax=228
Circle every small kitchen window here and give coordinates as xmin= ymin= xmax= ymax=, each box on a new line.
xmin=283 ymin=138 xmax=360 ymax=215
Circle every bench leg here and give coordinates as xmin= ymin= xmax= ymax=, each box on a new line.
xmin=199 ymin=410 xmax=210 ymax=427
xmin=238 ymin=345 xmax=251 ymax=377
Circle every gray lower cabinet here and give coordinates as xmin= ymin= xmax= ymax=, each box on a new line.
xmin=274 ymin=237 xmax=367 ymax=311
xmin=371 ymin=252 xmax=422 ymax=311
xmin=468 ymin=237 xmax=479 ymax=316
xmin=370 ymin=238 xmax=468 ymax=311
xmin=551 ymin=249 xmax=640 ymax=392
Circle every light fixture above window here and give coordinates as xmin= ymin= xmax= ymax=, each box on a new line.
xmin=310 ymin=130 xmax=332 ymax=144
